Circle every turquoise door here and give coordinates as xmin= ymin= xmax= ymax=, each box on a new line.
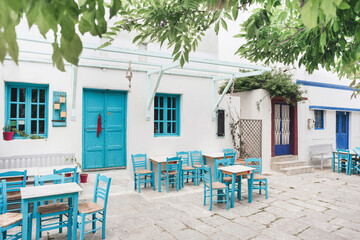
xmin=83 ymin=89 xmax=127 ymax=169
xmin=336 ymin=111 xmax=349 ymax=149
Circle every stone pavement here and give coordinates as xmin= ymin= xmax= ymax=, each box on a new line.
xmin=46 ymin=168 xmax=360 ymax=239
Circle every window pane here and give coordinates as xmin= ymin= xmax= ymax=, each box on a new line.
xmin=159 ymin=122 xmax=163 ymax=133
xmin=39 ymin=90 xmax=45 ymax=103
xmin=167 ymin=97 xmax=171 ymax=108
xmin=167 ymin=110 xmax=171 ymax=120
xmin=10 ymin=120 xmax=16 ymax=128
xmin=19 ymin=104 xmax=25 ymax=118
xmin=32 ymin=89 xmax=38 ymax=103
xmin=39 ymin=105 xmax=45 ymax=118
xmin=167 ymin=122 xmax=171 ymax=133
xmin=31 ymin=120 xmax=37 ymax=134
xmin=39 ymin=120 xmax=45 ymax=134
xmin=18 ymin=122 xmax=25 ymax=132
xmin=172 ymin=98 xmax=176 ymax=108
xmin=154 ymin=96 xmax=158 ymax=107
xmin=31 ymin=105 xmax=38 ymax=118
xmin=173 ymin=110 xmax=176 ymax=121
xmin=154 ymin=122 xmax=158 ymax=133
xmin=19 ymin=88 xmax=26 ymax=102
xmin=10 ymin=88 xmax=17 ymax=101
xmin=172 ymin=122 xmax=176 ymax=133
xmin=159 ymin=97 xmax=164 ymax=107
xmin=11 ymin=104 xmax=17 ymax=118
xmin=154 ymin=109 xmax=158 ymax=121
xmin=159 ymin=109 xmax=163 ymax=120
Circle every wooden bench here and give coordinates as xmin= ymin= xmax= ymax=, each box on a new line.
xmin=309 ymin=144 xmax=333 ymax=170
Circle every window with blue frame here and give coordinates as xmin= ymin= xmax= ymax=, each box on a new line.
xmin=314 ymin=110 xmax=324 ymax=130
xmin=154 ymin=94 xmax=180 ymax=136
xmin=5 ymin=83 xmax=48 ymax=138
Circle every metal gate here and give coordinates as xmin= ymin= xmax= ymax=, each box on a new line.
xmin=239 ymin=119 xmax=262 ymax=158
xmin=274 ymin=103 xmax=291 ymax=155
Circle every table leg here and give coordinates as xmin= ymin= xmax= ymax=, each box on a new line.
xmin=231 ymin=173 xmax=235 ymax=208
xmin=21 ymin=199 xmax=29 ymax=240
xmin=214 ymin=157 xmax=218 ymax=182
xmin=332 ymin=152 xmax=335 ymax=172
xmin=248 ymin=171 xmax=254 ymax=203
xmin=72 ymin=193 xmax=79 ymax=240
xmin=150 ymin=161 xmax=153 ymax=171
xmin=158 ymin=163 xmax=161 ymax=192
xmin=203 ymin=156 xmax=207 ymax=165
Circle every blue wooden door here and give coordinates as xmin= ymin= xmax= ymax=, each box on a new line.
xmin=83 ymin=89 xmax=127 ymax=169
xmin=275 ymin=103 xmax=291 ymax=155
xmin=336 ymin=111 xmax=349 ymax=149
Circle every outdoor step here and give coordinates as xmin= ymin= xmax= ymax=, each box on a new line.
xmin=271 ymin=155 xmax=298 ymax=163
xmin=280 ymin=166 xmax=315 ymax=176
xmin=271 ymin=160 xmax=307 ymax=171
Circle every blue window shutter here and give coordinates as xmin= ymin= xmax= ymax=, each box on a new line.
xmin=154 ymin=93 xmax=180 ymax=137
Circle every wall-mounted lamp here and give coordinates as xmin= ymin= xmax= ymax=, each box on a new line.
xmin=307 ymin=118 xmax=315 ymax=129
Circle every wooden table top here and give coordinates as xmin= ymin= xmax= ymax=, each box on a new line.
xmin=218 ymin=165 xmax=255 ymax=174
xmin=149 ymin=156 xmax=175 ymax=163
xmin=21 ymin=182 xmax=82 ymax=199
xmin=203 ymin=152 xmax=226 ymax=159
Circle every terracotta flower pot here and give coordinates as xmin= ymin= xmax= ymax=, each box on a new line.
xmin=80 ymin=173 xmax=88 ymax=183
xmin=65 ymin=173 xmax=72 ymax=177
xmin=3 ymin=132 xmax=14 ymax=141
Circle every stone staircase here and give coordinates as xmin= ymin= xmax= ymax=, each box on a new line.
xmin=271 ymin=155 xmax=314 ymax=175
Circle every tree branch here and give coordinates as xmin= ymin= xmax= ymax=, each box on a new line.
xmin=278 ymin=27 xmax=306 ymax=46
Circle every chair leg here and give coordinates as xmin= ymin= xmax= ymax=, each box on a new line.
xmin=36 ymin=214 xmax=41 ymax=240
xmin=79 ymin=213 xmax=86 ymax=240
xmin=166 ymin=176 xmax=169 ymax=193
xmin=265 ymin=179 xmax=268 ymax=199
xmin=209 ymin=190 xmax=213 ymax=211
xmin=59 ymin=214 xmax=63 ymax=233
xmin=203 ymin=189 xmax=206 ymax=206
xmin=152 ymin=173 xmax=155 ymax=191
xmin=259 ymin=182 xmax=262 ymax=195
xmin=2 ymin=231 xmax=6 ymax=240
xmin=102 ymin=213 xmax=107 ymax=239
xmin=134 ymin=174 xmax=137 ymax=190
xmin=226 ymin=187 xmax=229 ymax=210
xmin=138 ymin=175 xmax=141 ymax=193
xmin=67 ymin=211 xmax=72 ymax=240
xmin=28 ymin=213 xmax=33 ymax=240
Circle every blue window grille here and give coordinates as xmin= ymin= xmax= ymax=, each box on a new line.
xmin=154 ymin=94 xmax=180 ymax=136
xmin=314 ymin=110 xmax=324 ymax=130
xmin=5 ymin=83 xmax=49 ymax=138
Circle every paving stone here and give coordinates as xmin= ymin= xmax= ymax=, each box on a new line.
xmin=232 ymin=217 xmax=267 ymax=231
xmin=298 ymin=227 xmax=347 ymax=240
xmin=247 ymin=211 xmax=277 ymax=225
xmin=172 ymin=228 xmax=208 ymax=240
xmin=216 ymin=221 xmax=258 ymax=239
xmin=271 ymin=200 xmax=304 ymax=212
xmin=333 ymin=227 xmax=360 ymax=239
xmin=250 ymin=234 xmax=276 ymax=240
xmin=270 ymin=218 xmax=310 ymax=236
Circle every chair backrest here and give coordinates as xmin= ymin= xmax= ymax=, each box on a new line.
xmin=35 ymin=174 xmax=65 ymax=205
xmin=53 ymin=166 xmax=78 ymax=183
xmin=224 ymin=152 xmax=236 ymax=165
xmin=214 ymin=158 xmax=230 ymax=181
xmin=176 ymin=151 xmax=190 ymax=166
xmin=245 ymin=158 xmax=262 ymax=174
xmin=131 ymin=154 xmax=148 ymax=173
xmin=0 ymin=180 xmax=7 ymax=214
xmin=223 ymin=148 xmax=234 ymax=154
xmin=354 ymin=148 xmax=360 ymax=158
xmin=337 ymin=149 xmax=350 ymax=161
xmin=190 ymin=151 xmax=203 ymax=166
xmin=202 ymin=165 xmax=212 ymax=189
xmin=93 ymin=174 xmax=111 ymax=213
xmin=166 ymin=157 xmax=181 ymax=173
xmin=0 ymin=170 xmax=27 ymax=193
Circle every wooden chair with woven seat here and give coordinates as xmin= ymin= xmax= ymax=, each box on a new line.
xmin=353 ymin=148 xmax=360 ymax=174
xmin=161 ymin=157 xmax=181 ymax=193
xmin=0 ymin=180 xmax=31 ymax=240
xmin=77 ymin=173 xmax=111 ymax=240
xmin=176 ymin=151 xmax=197 ymax=188
xmin=34 ymin=173 xmax=72 ymax=240
xmin=245 ymin=158 xmax=268 ymax=199
xmin=202 ymin=165 xmax=229 ymax=211
xmin=190 ymin=151 xmax=206 ymax=185
xmin=337 ymin=149 xmax=351 ymax=174
xmin=131 ymin=154 xmax=155 ymax=193
xmin=53 ymin=166 xmax=79 ymax=183
xmin=0 ymin=170 xmax=27 ymax=213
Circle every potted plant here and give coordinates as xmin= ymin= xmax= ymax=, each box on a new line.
xmin=74 ymin=158 xmax=88 ymax=183
xmin=3 ymin=123 xmax=14 ymax=141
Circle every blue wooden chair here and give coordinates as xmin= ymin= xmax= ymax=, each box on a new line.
xmin=190 ymin=151 xmax=205 ymax=185
xmin=0 ymin=170 xmax=27 ymax=213
xmin=223 ymin=148 xmax=234 ymax=154
xmin=352 ymin=148 xmax=360 ymax=174
xmin=224 ymin=152 xmax=236 ymax=166
xmin=77 ymin=174 xmax=111 ymax=240
xmin=53 ymin=166 xmax=79 ymax=183
xmin=161 ymin=157 xmax=181 ymax=193
xmin=202 ymin=165 xmax=229 ymax=211
xmin=176 ymin=151 xmax=197 ymax=188
xmin=34 ymin=173 xmax=72 ymax=240
xmin=0 ymin=180 xmax=31 ymax=240
xmin=245 ymin=158 xmax=268 ymax=199
xmin=131 ymin=154 xmax=155 ymax=193
xmin=337 ymin=149 xmax=351 ymax=174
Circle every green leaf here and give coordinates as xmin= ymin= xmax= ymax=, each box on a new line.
xmin=232 ymin=6 xmax=238 ymax=20
xmin=60 ymin=33 xmax=83 ymax=65
xmin=338 ymin=1 xmax=350 ymax=10
xmin=97 ymin=41 xmax=112 ymax=49
xmin=355 ymin=1 xmax=360 ymax=13
xmin=110 ymin=0 xmax=122 ymax=18
xmin=214 ymin=21 xmax=220 ymax=35
xmin=60 ymin=17 xmax=75 ymax=41
xmin=320 ymin=32 xmax=327 ymax=52
xmin=172 ymin=42 xmax=181 ymax=56
xmin=52 ymin=42 xmax=65 ymax=71
xmin=180 ymin=55 xmax=185 ymax=67
xmin=301 ymin=0 xmax=320 ymax=29
xmin=221 ymin=18 xmax=228 ymax=31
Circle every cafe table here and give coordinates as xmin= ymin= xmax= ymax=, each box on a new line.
xmin=332 ymin=150 xmax=359 ymax=172
xmin=218 ymin=165 xmax=255 ymax=208
xmin=203 ymin=152 xmax=235 ymax=181
xmin=149 ymin=156 xmax=175 ymax=192
xmin=0 ymin=164 xmax=80 ymax=178
xmin=21 ymin=182 xmax=82 ymax=240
